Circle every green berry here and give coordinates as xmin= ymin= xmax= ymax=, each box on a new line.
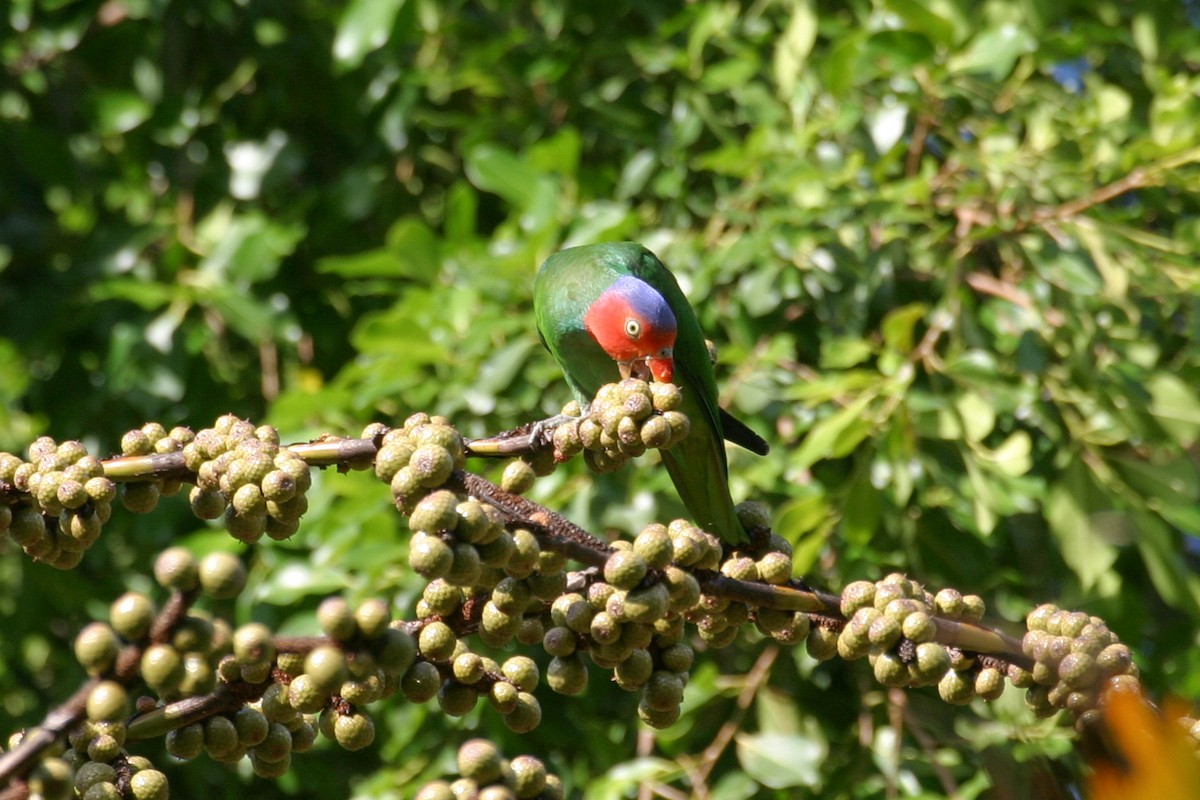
xmin=604 ymin=549 xmax=648 ymax=590
xmin=547 ymin=653 xmax=589 ymax=695
xmin=333 ymin=712 xmax=375 ymax=750
xmin=501 ymin=459 xmax=537 ymax=494
xmin=154 ymin=547 xmax=198 ymax=591
xmin=317 ymin=597 xmax=357 ymax=641
xmin=418 ymin=621 xmax=458 ymax=661
xmin=410 ymin=488 xmax=460 ymax=532
xmin=509 ymin=755 xmax=548 ymax=799
xmin=198 ymin=551 xmax=246 ymax=599
xmin=129 ymin=769 xmax=169 ymax=800
xmin=110 ymin=592 xmax=157 ymax=642
xmin=165 ymin=723 xmax=205 ymax=759
xmin=86 ymin=681 xmax=129 ymax=722
xmin=304 ymin=645 xmax=348 ymax=693
xmin=75 ymin=622 xmax=120 ymax=675
xmin=938 ymin=669 xmax=975 ymax=704
xmin=141 ymin=643 xmax=185 ymax=694
xmin=503 ymin=691 xmax=541 ymax=733
xmin=457 ymin=738 xmax=504 ymax=784
xmin=234 ymin=707 xmax=270 ymax=747
xmin=401 ymin=661 xmax=443 ymax=703
xmin=121 ymin=481 xmax=161 ymax=514
xmin=501 ymin=656 xmax=539 ymax=693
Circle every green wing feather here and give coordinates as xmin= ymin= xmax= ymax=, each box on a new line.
xmin=534 ymin=242 xmax=766 ymax=543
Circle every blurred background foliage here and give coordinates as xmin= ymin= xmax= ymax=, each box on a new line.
xmin=3 ymin=0 xmax=1200 ymax=797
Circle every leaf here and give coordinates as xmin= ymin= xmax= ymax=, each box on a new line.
xmin=820 ymin=336 xmax=873 ymax=369
xmin=773 ymin=0 xmax=817 ymax=97
xmin=948 ymin=23 xmax=1035 ymax=80
xmin=1046 ymin=459 xmax=1118 ymax=590
xmin=333 ymin=0 xmax=406 ymax=69
xmin=464 ymin=144 xmax=545 ymax=208
xmin=736 ymin=731 xmax=825 ymax=789
xmin=91 ymin=90 xmax=151 ymax=135
xmin=1133 ymin=511 xmax=1200 ymax=615
xmin=881 ymin=303 xmax=926 ymax=355
xmin=1146 ymin=373 xmax=1200 ymax=445
xmin=792 ymin=394 xmax=874 ymax=470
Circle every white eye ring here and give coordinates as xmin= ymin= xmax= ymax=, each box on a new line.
xmin=624 ymin=318 xmax=642 ymax=339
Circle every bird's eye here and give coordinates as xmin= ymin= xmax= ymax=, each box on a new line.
xmin=624 ymin=318 xmax=642 ymax=339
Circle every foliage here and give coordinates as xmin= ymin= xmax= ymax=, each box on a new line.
xmin=2 ymin=0 xmax=1200 ymax=798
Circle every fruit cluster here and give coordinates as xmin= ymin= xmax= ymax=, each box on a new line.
xmin=415 ymin=738 xmax=564 ymax=800
xmin=818 ymin=576 xmax=1007 ymax=705
xmin=181 ymin=416 xmax=312 ymax=542
xmin=1018 ymin=603 xmax=1139 ymax=728
xmin=0 ymin=436 xmax=117 ymax=568
xmin=373 ymin=413 xmax=467 ymax=511
xmin=549 ymin=379 xmax=690 ymax=472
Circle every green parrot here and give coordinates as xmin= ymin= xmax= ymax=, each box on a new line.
xmin=534 ymin=242 xmax=768 ymax=543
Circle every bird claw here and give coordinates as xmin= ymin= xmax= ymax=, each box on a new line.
xmin=530 ymin=411 xmax=583 ymax=448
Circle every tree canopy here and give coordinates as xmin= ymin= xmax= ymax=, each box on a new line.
xmin=2 ymin=1 xmax=1200 ymax=798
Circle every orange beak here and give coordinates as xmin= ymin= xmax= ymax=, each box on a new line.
xmin=647 ymin=355 xmax=675 ymax=383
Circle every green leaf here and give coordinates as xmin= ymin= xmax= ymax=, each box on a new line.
xmin=773 ymin=0 xmax=817 ymax=97
xmin=792 ymin=394 xmax=874 ymax=469
xmin=333 ymin=0 xmax=406 ymax=69
xmin=881 ymin=303 xmax=926 ymax=355
xmin=1146 ymin=373 xmax=1200 ymax=445
xmin=92 ymin=90 xmax=151 ymax=135
xmin=464 ymin=144 xmax=545 ymax=208
xmin=820 ymin=336 xmax=873 ymax=369
xmin=948 ymin=23 xmax=1035 ymax=79
xmin=1133 ymin=511 xmax=1200 ymax=614
xmin=736 ymin=731 xmax=825 ymax=789
xmin=1046 ymin=459 xmax=1118 ymax=590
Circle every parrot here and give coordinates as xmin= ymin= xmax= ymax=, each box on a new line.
xmin=533 ymin=241 xmax=769 ymax=543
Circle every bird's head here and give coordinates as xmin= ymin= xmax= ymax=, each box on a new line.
xmin=584 ymin=276 xmax=677 ymax=383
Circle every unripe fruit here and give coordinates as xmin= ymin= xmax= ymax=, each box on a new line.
xmin=234 ymin=707 xmax=270 ymax=747
xmin=501 ymin=656 xmax=539 ymax=693
xmin=975 ymin=667 xmax=1006 ymax=700
xmin=305 ymin=645 xmax=348 ymax=694
xmin=409 ymin=532 xmax=454 ymax=579
xmin=198 ymin=551 xmax=247 ymax=599
xmin=546 ymin=653 xmax=589 ymax=695
xmin=410 ymin=490 xmax=460 ymax=533
xmin=233 ymin=622 xmax=275 ymax=666
xmin=318 ymin=597 xmax=357 ymax=641
xmin=121 ymin=481 xmax=161 ymax=514
xmin=141 ymin=644 xmax=185 ymax=694
xmin=75 ymin=622 xmax=120 ymax=675
xmin=509 ymin=755 xmax=548 ymax=799
xmin=633 ymin=524 xmax=674 ymax=569
xmin=501 ymin=460 xmax=537 ymax=494
xmin=873 ymin=653 xmax=910 ymax=687
xmin=503 ymin=691 xmax=541 ymax=733
xmin=457 ymin=738 xmax=504 ymax=784
xmin=938 ymin=669 xmax=975 ymax=704
xmin=410 ymin=444 xmax=455 ymax=488
xmin=840 ymin=581 xmax=876 ymax=616
xmin=901 ymin=611 xmax=936 ymax=643
xmin=934 ymin=588 xmax=964 ymax=618
xmin=621 ymin=583 xmax=669 ymax=624
xmin=166 ymin=723 xmax=205 ymax=759
xmin=418 ymin=621 xmax=458 ymax=661
xmin=128 ymin=769 xmax=169 ymax=800
xmin=154 ymin=547 xmax=198 ymax=591
xmin=911 ymin=642 xmax=951 ymax=683
xmin=604 ymin=549 xmax=648 ymax=590
xmin=334 ymin=712 xmax=375 ymax=750
xmin=86 ymin=681 xmax=129 ymax=723
xmin=401 ymin=661 xmax=442 ymax=703
xmin=110 ymin=594 xmax=157 ymax=642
